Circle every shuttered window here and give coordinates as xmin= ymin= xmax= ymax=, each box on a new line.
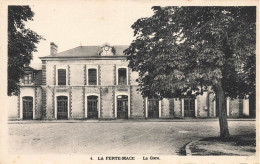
xmin=118 ymin=68 xmax=127 ymax=85
xmin=88 ymin=69 xmax=97 ymax=85
xmin=58 ymin=69 xmax=66 ymax=85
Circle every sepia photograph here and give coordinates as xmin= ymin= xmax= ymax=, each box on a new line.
xmin=0 ymin=0 xmax=258 ymax=163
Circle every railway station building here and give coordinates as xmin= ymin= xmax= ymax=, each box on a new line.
xmin=9 ymin=42 xmax=252 ymax=120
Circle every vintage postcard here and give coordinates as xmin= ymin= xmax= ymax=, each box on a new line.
xmin=0 ymin=0 xmax=259 ymax=163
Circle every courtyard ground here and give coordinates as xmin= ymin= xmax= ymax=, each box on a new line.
xmin=8 ymin=119 xmax=255 ymax=155
xmin=186 ymin=133 xmax=255 ymax=156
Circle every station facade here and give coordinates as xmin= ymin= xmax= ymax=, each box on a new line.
xmin=14 ymin=42 xmax=250 ymax=120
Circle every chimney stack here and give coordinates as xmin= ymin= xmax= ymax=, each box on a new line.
xmin=50 ymin=42 xmax=58 ymax=55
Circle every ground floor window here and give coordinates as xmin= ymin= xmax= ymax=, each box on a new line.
xmin=23 ymin=97 xmax=33 ymax=120
xmin=117 ymin=95 xmax=128 ymax=119
xmin=87 ymin=96 xmax=98 ymax=119
xmin=184 ymin=98 xmax=195 ymax=117
xmin=148 ymin=98 xmax=159 ymax=118
xmin=57 ymin=96 xmax=68 ymax=119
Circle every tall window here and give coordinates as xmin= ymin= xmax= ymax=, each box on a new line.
xmin=88 ymin=69 xmax=97 ymax=85
xmin=58 ymin=69 xmax=66 ymax=85
xmin=24 ymin=74 xmax=32 ymax=84
xmin=118 ymin=68 xmax=127 ymax=85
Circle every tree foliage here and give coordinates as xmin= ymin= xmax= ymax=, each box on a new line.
xmin=8 ymin=6 xmax=44 ymax=96
xmin=8 ymin=6 xmax=43 ymax=96
xmin=125 ymin=6 xmax=255 ymax=98
xmin=124 ymin=7 xmax=256 ymax=138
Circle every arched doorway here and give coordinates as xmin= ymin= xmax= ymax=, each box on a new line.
xmin=148 ymin=97 xmax=159 ymax=118
xmin=87 ymin=96 xmax=98 ymax=119
xmin=22 ymin=97 xmax=33 ymax=120
xmin=57 ymin=96 xmax=68 ymax=119
xmin=117 ymin=95 xmax=128 ymax=119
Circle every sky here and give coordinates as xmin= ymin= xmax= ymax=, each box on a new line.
xmin=25 ymin=1 xmax=155 ymax=69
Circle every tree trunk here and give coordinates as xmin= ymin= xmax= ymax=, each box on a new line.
xmin=216 ymin=81 xmax=230 ymax=139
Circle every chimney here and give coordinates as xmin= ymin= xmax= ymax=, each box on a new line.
xmin=50 ymin=42 xmax=58 ymax=55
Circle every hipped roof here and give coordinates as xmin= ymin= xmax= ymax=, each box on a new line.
xmin=41 ymin=45 xmax=129 ymax=58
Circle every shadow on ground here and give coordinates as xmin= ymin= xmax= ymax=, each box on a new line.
xmin=186 ymin=133 xmax=255 ymax=156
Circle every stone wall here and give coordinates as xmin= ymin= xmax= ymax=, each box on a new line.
xmin=35 ymin=87 xmax=42 ymax=119
xmin=46 ymin=87 xmax=54 ymax=119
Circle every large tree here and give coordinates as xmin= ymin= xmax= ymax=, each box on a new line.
xmin=124 ymin=7 xmax=256 ymax=138
xmin=8 ymin=6 xmax=44 ymax=96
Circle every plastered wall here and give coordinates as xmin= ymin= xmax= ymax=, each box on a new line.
xmin=70 ymin=65 xmax=85 ymax=86
xmin=46 ymin=65 xmax=54 ymax=85
xmin=197 ymin=93 xmax=208 ymax=117
xmin=173 ymin=98 xmax=182 ymax=117
xmin=161 ymin=99 xmax=170 ymax=118
xmin=101 ymin=65 xmax=114 ymax=86
xmin=8 ymin=96 xmax=19 ymax=118
xmin=101 ymin=87 xmax=114 ymax=118
xmin=131 ymin=87 xmax=144 ymax=118
xmin=71 ymin=87 xmax=84 ymax=118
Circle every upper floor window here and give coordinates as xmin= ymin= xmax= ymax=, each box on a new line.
xmin=118 ymin=68 xmax=127 ymax=85
xmin=88 ymin=69 xmax=97 ymax=85
xmin=24 ymin=74 xmax=32 ymax=84
xmin=58 ymin=69 xmax=66 ymax=85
